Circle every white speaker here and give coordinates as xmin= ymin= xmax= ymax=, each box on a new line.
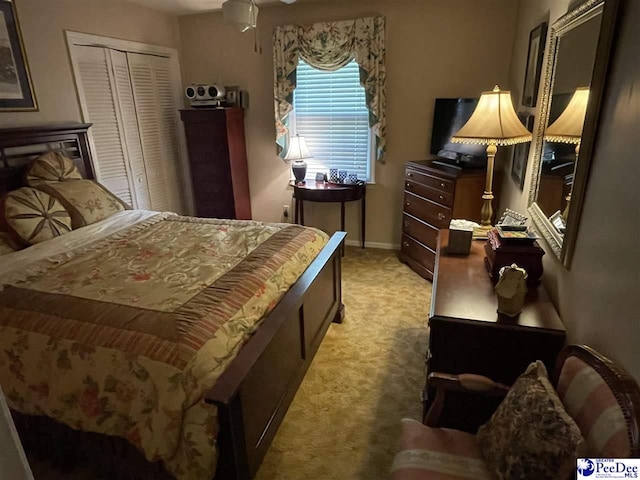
xmin=185 ymin=84 xmax=226 ymax=107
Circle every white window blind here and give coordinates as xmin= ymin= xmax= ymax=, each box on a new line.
xmin=293 ymin=59 xmax=372 ymax=182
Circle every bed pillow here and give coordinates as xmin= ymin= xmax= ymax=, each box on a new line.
xmin=35 ymin=180 xmax=129 ymax=229
xmin=0 ymin=187 xmax=72 ymax=246
xmin=476 ymin=361 xmax=586 ymax=480
xmin=25 ymin=151 xmax=83 ymax=185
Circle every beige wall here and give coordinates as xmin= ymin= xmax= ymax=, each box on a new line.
xmin=179 ymin=0 xmax=518 ymax=247
xmin=0 ymin=0 xmax=180 ymax=128
xmin=501 ymin=0 xmax=640 ymax=380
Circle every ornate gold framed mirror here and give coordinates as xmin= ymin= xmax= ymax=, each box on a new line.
xmin=527 ymin=0 xmax=619 ymax=267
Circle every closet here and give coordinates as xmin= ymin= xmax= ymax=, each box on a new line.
xmin=67 ymin=33 xmax=185 ymax=213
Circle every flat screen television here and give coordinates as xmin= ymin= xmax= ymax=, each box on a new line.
xmin=430 ymin=98 xmax=487 ymax=168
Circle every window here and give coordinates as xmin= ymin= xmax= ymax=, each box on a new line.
xmin=292 ymin=59 xmax=373 ymax=182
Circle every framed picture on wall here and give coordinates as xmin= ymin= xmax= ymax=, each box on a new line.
xmin=511 ymin=113 xmax=534 ymax=189
xmin=0 ymin=0 xmax=37 ymax=111
xmin=521 ymin=21 xmax=548 ymax=107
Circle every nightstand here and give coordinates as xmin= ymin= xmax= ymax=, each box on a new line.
xmin=291 ymin=181 xmax=366 ymax=249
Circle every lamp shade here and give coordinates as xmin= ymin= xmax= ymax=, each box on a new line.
xmin=222 ymin=0 xmax=258 ymax=33
xmin=284 ymin=134 xmax=313 ymax=161
xmin=451 ymin=86 xmax=532 ymax=146
xmin=284 ymin=134 xmax=312 ymax=184
xmin=544 ymin=87 xmax=590 ymax=144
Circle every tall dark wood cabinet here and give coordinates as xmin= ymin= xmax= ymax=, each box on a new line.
xmin=399 ymin=160 xmax=500 ymax=281
xmin=180 ymin=108 xmax=252 ymax=219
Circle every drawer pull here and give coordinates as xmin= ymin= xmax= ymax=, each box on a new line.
xmin=404 ymin=221 xmax=410 ymax=228
xmin=437 ymin=213 xmax=446 ymax=220
xmin=406 ymin=182 xmax=412 ymax=189
xmin=407 ymin=172 xmax=413 ymax=178
xmin=440 ymin=182 xmax=446 ymax=189
xmin=403 ymin=241 xmax=410 ymax=247
xmin=406 ymin=202 xmax=411 ymax=207
xmin=439 ymin=194 xmax=445 ymax=200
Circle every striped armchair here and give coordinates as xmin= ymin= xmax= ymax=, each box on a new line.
xmin=391 ymin=345 xmax=640 ymax=479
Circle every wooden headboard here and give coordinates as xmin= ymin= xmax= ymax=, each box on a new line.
xmin=0 ymin=123 xmax=95 ymax=196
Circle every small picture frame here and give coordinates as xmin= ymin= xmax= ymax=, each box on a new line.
xmin=549 ymin=210 xmax=566 ymax=234
xmin=521 ymin=21 xmax=548 ymax=107
xmin=225 ymin=85 xmax=239 ymax=107
xmin=497 ymin=208 xmax=528 ymax=227
xmin=0 ymin=0 xmax=38 ymax=111
xmin=511 ymin=113 xmax=534 ymax=189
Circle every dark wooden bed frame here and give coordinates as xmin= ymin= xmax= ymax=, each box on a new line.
xmin=0 ymin=123 xmax=346 ymax=479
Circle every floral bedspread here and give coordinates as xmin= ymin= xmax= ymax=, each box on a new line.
xmin=0 ymin=214 xmax=328 ymax=479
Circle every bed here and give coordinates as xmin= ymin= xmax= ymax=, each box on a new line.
xmin=0 ymin=123 xmax=346 ymax=480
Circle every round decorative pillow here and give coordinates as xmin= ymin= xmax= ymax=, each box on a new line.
xmin=0 ymin=187 xmax=72 ymax=246
xmin=25 ymin=151 xmax=83 ymax=185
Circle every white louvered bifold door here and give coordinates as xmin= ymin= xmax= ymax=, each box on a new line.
xmin=152 ymin=56 xmax=183 ymax=213
xmin=70 ymin=45 xmax=136 ymax=206
xmin=127 ymin=53 xmax=183 ymax=213
xmin=109 ymin=50 xmax=152 ymax=210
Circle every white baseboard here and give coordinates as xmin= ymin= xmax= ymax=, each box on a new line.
xmin=344 ymin=239 xmax=399 ymax=250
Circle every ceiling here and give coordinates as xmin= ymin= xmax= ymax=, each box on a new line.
xmin=123 ymin=0 xmax=322 ymax=15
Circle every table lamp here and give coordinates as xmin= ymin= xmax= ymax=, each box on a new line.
xmin=284 ymin=134 xmax=313 ymax=185
xmin=544 ymin=86 xmax=590 ymax=220
xmin=451 ymin=86 xmax=532 ymax=237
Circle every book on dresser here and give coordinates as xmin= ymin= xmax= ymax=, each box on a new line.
xmin=399 ymin=160 xmax=500 ymax=281
xmin=180 ymin=108 xmax=252 ymax=220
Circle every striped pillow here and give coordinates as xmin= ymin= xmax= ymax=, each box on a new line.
xmin=556 ymin=356 xmax=630 ymax=457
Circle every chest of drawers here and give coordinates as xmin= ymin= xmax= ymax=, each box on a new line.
xmin=399 ymin=160 xmax=495 ymax=281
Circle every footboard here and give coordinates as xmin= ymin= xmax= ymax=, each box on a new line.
xmin=207 ymin=231 xmax=346 ymax=480
xmin=10 ymin=231 xmax=346 ymax=480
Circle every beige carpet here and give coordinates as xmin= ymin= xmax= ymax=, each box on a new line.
xmin=255 ymin=247 xmax=431 ymax=480
xmin=29 ymin=247 xmax=431 ymax=479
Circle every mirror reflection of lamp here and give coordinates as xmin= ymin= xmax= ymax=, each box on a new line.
xmin=544 ymin=86 xmax=590 ymax=220
xmin=284 ymin=134 xmax=313 ymax=185
xmin=451 ymin=86 xmax=532 ymax=237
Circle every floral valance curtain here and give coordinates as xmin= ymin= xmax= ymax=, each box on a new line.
xmin=273 ymin=16 xmax=386 ymax=161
